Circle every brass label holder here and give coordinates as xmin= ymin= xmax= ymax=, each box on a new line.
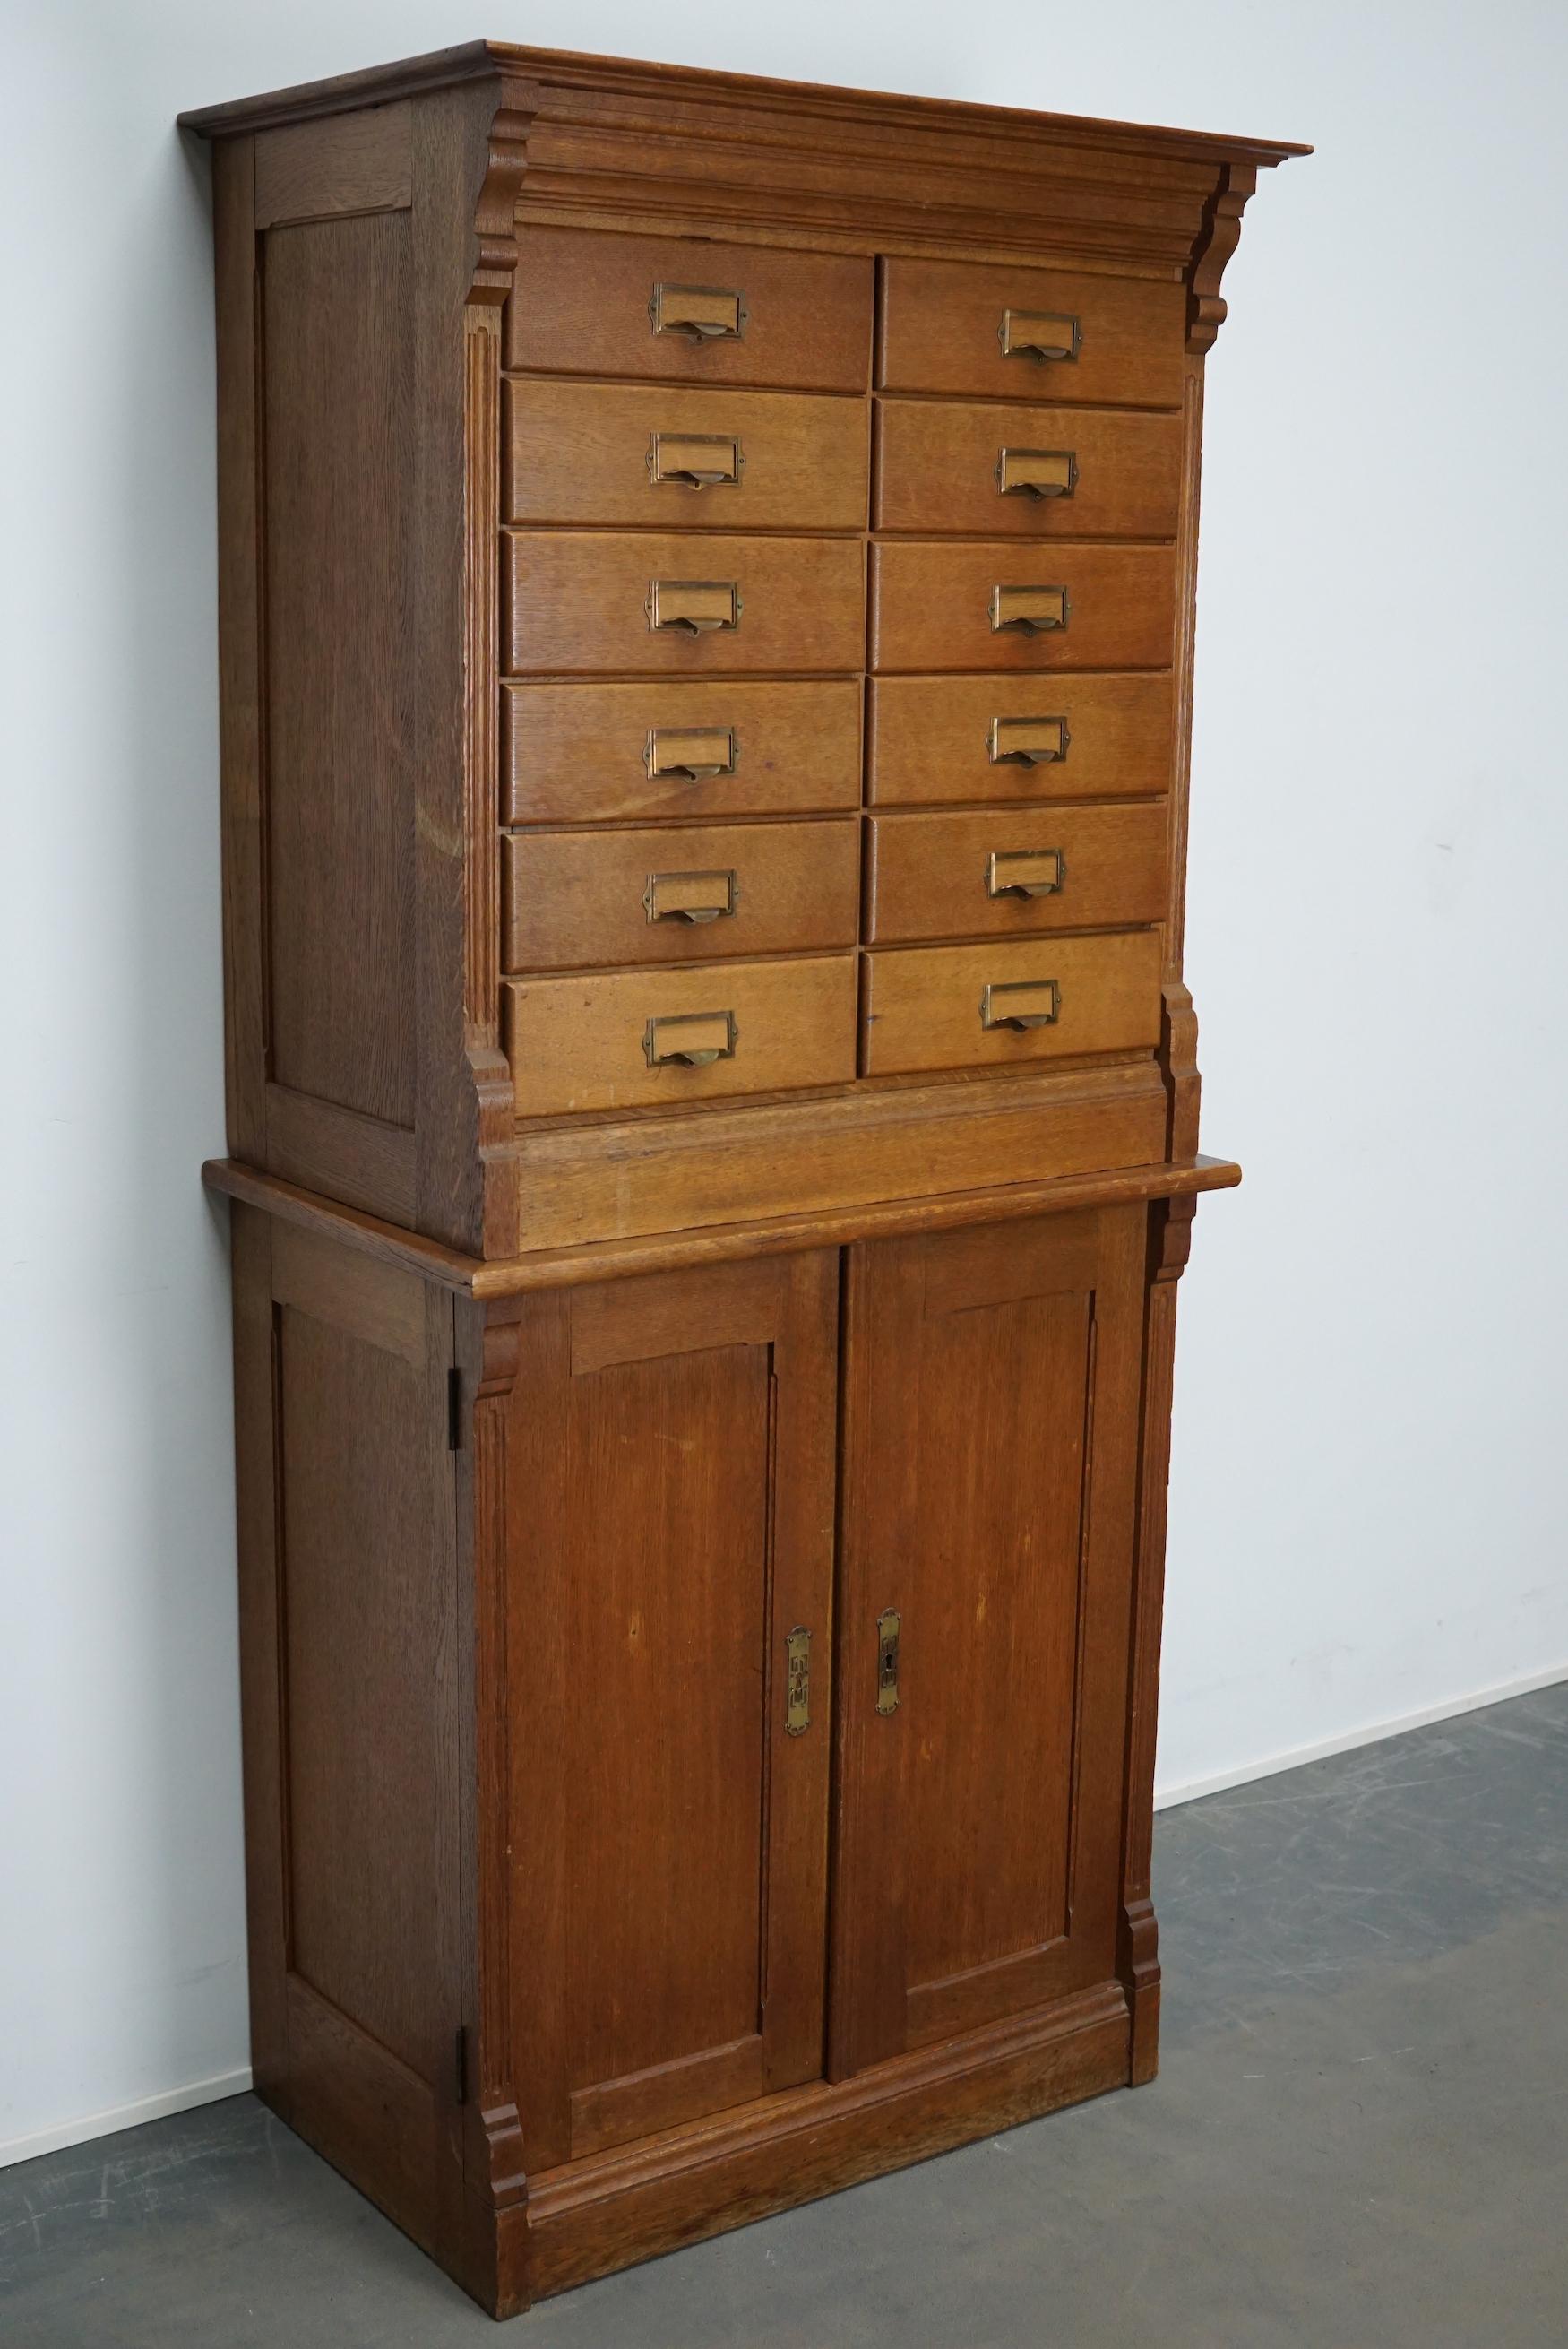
xmin=875 ymin=1609 xmax=901 ymax=1715
xmin=987 ymin=715 xmax=1071 ymax=767
xmin=650 ymin=282 xmax=748 ymax=341
xmin=644 ymin=726 xmax=738 ymax=782
xmin=980 ymin=979 xmax=1061 ymax=1032
xmin=785 ymin=1627 xmax=811 ymax=1736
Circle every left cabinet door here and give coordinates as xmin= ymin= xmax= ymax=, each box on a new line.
xmin=504 ymin=1251 xmax=840 ymax=2169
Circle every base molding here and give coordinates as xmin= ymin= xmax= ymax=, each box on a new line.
xmin=495 ymin=1982 xmax=1133 ymax=2314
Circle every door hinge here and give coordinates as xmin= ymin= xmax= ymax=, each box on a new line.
xmin=447 ymin=1366 xmax=462 ymax=1451
xmin=455 ymin=2025 xmax=470 ymax=2104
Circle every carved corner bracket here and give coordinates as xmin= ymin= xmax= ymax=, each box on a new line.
xmin=1160 ymin=978 xmax=1202 ymax=1162
xmin=468 ymin=101 xmax=532 ymax=307
xmin=1187 ymin=160 xmax=1259 ymax=353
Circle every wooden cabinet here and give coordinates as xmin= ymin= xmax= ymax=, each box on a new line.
xmin=185 ymin=37 xmax=1304 ymax=2319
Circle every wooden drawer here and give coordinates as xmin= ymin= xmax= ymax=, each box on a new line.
xmin=506 ymin=534 xmax=866 ymax=675
xmin=504 ymin=819 xmax=860 ymax=970
xmin=870 ymin=543 xmax=1174 ymax=673
xmin=504 ymin=680 xmax=863 ymax=824
xmin=506 ymin=381 xmax=868 ymax=531
xmin=861 ymin=931 xmax=1162 ymax=1077
xmin=866 ymin=806 xmax=1167 ymax=943
xmin=505 ymin=954 xmax=857 ymax=1117
xmin=878 ymin=256 xmax=1185 ymax=407
xmin=874 ymin=401 xmax=1181 ymax=537
xmin=505 ymin=226 xmax=874 ymax=391
xmin=868 ymin=675 xmax=1173 ymax=805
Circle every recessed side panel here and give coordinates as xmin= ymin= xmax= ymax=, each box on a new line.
xmin=262 ymin=212 xmax=417 ymax=1127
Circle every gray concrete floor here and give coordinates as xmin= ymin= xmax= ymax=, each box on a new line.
xmin=4 ymin=1681 xmax=1565 ymax=2346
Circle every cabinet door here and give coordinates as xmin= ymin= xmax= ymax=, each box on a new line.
xmin=830 ymin=1206 xmax=1145 ymax=2077
xmin=505 ymin=1252 xmax=838 ymax=2168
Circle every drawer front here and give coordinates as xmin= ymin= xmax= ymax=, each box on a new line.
xmin=504 ymin=819 xmax=860 ymax=970
xmin=866 ymin=806 xmax=1167 ymax=944
xmin=862 ymin=932 xmax=1162 ymax=1077
xmin=871 ymin=543 xmax=1174 ymax=673
xmin=504 ymin=680 xmax=863 ymax=824
xmin=506 ymin=954 xmax=857 ymax=1116
xmin=506 ymin=227 xmax=874 ymax=392
xmin=868 ymin=675 xmax=1173 ymax=805
xmin=874 ymin=401 xmax=1181 ymax=537
xmin=879 ymin=257 xmax=1185 ymax=407
xmin=506 ymin=381 xmax=869 ymax=531
xmin=507 ymin=534 xmax=866 ymax=675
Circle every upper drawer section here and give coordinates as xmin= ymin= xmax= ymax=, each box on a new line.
xmin=874 ymin=402 xmax=1181 ymax=538
xmin=506 ymin=381 xmax=868 ymax=531
xmin=506 ymin=227 xmax=874 ymax=392
xmin=879 ymin=257 xmax=1186 ymax=408
xmin=870 ymin=543 xmax=1175 ymax=672
xmin=506 ymin=534 xmax=866 ymax=675
xmin=504 ymin=680 xmax=862 ymax=824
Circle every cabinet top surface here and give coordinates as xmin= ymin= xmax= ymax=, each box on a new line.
xmin=177 ymin=37 xmax=1310 ymax=165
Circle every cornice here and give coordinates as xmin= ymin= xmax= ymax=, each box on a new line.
xmin=180 ymin=45 xmax=1307 ymax=350
xmin=179 ymin=40 xmax=1308 ymax=171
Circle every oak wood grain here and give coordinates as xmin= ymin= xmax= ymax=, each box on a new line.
xmin=866 ymin=804 xmax=1167 ymax=943
xmin=870 ymin=540 xmax=1176 ymax=673
xmin=505 ymin=379 xmax=868 ymax=531
xmin=861 ymin=929 xmax=1164 ymax=1077
xmin=875 ymin=399 xmax=1182 ymax=537
xmin=831 ymin=1206 xmax=1144 ymax=2072
xmin=878 ymin=255 xmax=1188 ymax=405
xmin=505 ymin=531 xmax=866 ymax=675
xmin=262 ymin=209 xmax=417 ymax=1129
xmin=504 ymin=678 xmax=863 ymax=825
xmin=505 ymin=223 xmax=874 ymax=388
xmin=867 ymin=673 xmax=1173 ymax=806
xmin=504 ymin=817 xmax=859 ymax=969
xmin=504 ymin=953 xmax=857 ymax=1116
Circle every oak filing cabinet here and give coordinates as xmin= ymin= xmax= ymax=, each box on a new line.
xmin=182 ymin=42 xmax=1305 ymax=2315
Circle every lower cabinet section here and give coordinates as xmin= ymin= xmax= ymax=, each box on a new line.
xmin=228 ymin=1190 xmax=1187 ymax=2315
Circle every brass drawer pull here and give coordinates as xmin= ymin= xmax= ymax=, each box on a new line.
xmin=980 ymin=978 xmax=1061 ymax=1030
xmin=998 ymin=307 xmax=1081 ymax=364
xmin=650 ymin=281 xmax=747 ymax=341
xmin=647 ymin=431 xmax=744 ymax=490
xmin=875 ymin=1609 xmax=901 ymax=1716
xmin=646 ymin=579 xmax=741 ymax=635
xmin=643 ymin=1009 xmax=738 ymax=1067
xmin=990 ymin=584 xmax=1069 ymax=635
xmin=785 ymin=1626 xmax=812 ymax=1737
xmin=988 ymin=715 xmax=1070 ymax=766
xmin=644 ymin=726 xmax=738 ymax=782
xmin=986 ymin=848 xmax=1066 ymax=900
xmin=643 ymin=868 xmax=738 ymax=925
xmin=995 ymin=447 xmax=1077 ymax=501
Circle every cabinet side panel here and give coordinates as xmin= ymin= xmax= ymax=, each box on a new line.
xmin=245 ymin=1215 xmax=460 ymax=2259
xmin=261 ymin=212 xmax=417 ymax=1128
xmin=278 ymin=1308 xmax=437 ymax=2069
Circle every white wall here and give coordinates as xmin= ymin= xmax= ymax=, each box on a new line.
xmin=4 ymin=0 xmax=1565 ymax=2164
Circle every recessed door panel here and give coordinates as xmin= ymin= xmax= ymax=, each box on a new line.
xmin=507 ymin=1252 xmax=839 ymax=2167
xmin=831 ymin=1207 xmax=1145 ymax=2075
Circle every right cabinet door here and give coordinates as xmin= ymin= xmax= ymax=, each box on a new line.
xmin=830 ymin=1205 xmax=1146 ymax=2076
